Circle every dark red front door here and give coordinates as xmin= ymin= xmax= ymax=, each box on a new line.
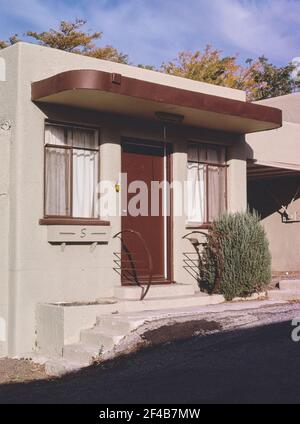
xmin=121 ymin=139 xmax=171 ymax=284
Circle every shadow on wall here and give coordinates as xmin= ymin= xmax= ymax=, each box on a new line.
xmin=248 ymin=175 xmax=300 ymax=220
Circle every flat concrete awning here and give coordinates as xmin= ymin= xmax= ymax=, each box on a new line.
xmin=32 ymin=69 xmax=282 ymax=134
xmin=248 ymin=160 xmax=300 ymax=179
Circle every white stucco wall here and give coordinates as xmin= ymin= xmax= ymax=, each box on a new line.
xmin=257 ymin=93 xmax=300 ymax=126
xmin=246 ymin=121 xmax=300 ymax=167
xmin=227 ymin=139 xmax=248 ymax=213
xmin=247 ymin=93 xmax=300 ymax=167
xmin=262 ymin=197 xmax=300 ymax=272
xmin=246 ymin=95 xmax=300 ymax=273
xmin=0 ymin=46 xmax=20 ymax=356
xmin=0 ymin=57 xmax=6 ymax=82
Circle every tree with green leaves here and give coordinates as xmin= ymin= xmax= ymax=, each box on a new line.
xmin=161 ymin=45 xmax=243 ymax=88
xmin=137 ymin=64 xmax=157 ymax=71
xmin=0 ymin=35 xmax=20 ymax=49
xmin=248 ymin=56 xmax=297 ymax=101
xmin=26 ymin=19 xmax=100 ymax=53
xmin=161 ymin=45 xmax=298 ymax=101
xmin=86 ymin=45 xmax=128 ymax=63
xmin=1 ymin=22 xmax=298 ymax=98
xmin=0 ymin=19 xmax=128 ymax=64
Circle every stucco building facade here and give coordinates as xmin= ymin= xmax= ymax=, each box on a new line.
xmin=247 ymin=94 xmax=300 ymax=276
xmin=1 ymin=42 xmax=294 ymax=360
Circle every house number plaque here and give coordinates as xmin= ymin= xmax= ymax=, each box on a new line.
xmin=47 ymin=225 xmax=111 ymax=244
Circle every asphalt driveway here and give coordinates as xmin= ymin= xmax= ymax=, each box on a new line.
xmin=0 ymin=319 xmax=299 ymax=404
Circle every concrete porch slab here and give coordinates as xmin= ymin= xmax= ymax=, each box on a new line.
xmin=36 ymin=291 xmax=266 ymax=358
xmin=106 ymin=299 xmax=285 ymax=322
xmin=113 ymin=283 xmax=196 ymax=300
xmin=268 ymin=279 xmax=300 ymax=301
xmin=268 ymin=289 xmax=300 ymax=301
xmin=36 ymin=293 xmax=223 ymax=356
xmin=43 ymin=298 xmax=289 ymax=377
xmin=279 ymin=280 xmax=300 ymax=290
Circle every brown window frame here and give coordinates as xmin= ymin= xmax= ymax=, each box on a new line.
xmin=187 ymin=142 xmax=228 ymax=228
xmin=43 ymin=121 xmax=101 ymax=222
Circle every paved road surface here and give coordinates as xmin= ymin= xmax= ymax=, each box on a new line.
xmin=0 ymin=319 xmax=300 ymax=404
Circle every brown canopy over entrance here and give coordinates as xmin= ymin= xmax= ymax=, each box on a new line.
xmin=32 ymin=69 xmax=282 ymax=134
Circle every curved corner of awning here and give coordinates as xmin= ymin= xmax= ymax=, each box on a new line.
xmin=31 ymin=69 xmax=282 ymax=134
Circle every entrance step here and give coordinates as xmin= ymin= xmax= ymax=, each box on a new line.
xmin=120 ymin=292 xmax=224 ymax=312
xmin=80 ymin=327 xmax=125 ymax=350
xmin=37 ymin=293 xmax=225 ymax=362
xmin=48 ymin=316 xmax=137 ymax=376
xmin=42 ymin=292 xmax=244 ymax=377
xmin=267 ymin=279 xmax=300 ymax=301
xmin=279 ymin=280 xmax=300 ymax=290
xmin=96 ymin=315 xmax=144 ymax=333
xmin=268 ymin=289 xmax=300 ymax=301
xmin=63 ymin=343 xmax=102 ymax=365
xmin=43 ymin=291 xmax=228 ymax=377
xmin=45 ymin=358 xmax=83 ymax=377
xmin=114 ymin=284 xmax=196 ymax=300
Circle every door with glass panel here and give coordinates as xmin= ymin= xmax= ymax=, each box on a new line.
xmin=44 ymin=123 xmax=99 ymax=219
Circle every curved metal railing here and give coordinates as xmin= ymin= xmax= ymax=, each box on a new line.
xmin=113 ymin=229 xmax=153 ymax=301
xmin=182 ymin=230 xmax=223 ymax=294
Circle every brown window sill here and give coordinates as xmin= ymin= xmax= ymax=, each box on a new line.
xmin=185 ymin=223 xmax=212 ymax=230
xmin=39 ymin=218 xmax=111 ymax=226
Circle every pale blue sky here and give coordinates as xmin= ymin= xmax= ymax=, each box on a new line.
xmin=0 ymin=0 xmax=299 ymax=66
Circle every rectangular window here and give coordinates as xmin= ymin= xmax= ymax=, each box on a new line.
xmin=187 ymin=142 xmax=227 ymax=225
xmin=44 ymin=123 xmax=99 ymax=219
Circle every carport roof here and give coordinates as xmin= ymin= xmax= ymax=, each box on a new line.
xmin=247 ymin=160 xmax=300 ymax=179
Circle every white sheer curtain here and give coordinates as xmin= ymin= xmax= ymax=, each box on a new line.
xmin=208 ymin=166 xmax=226 ymax=222
xmin=187 ymin=143 xmax=226 ymax=224
xmin=45 ymin=124 xmax=98 ymax=218
xmin=187 ymin=144 xmax=206 ymax=224
xmin=67 ymin=128 xmax=98 ymax=218
xmin=187 ymin=164 xmax=206 ymax=223
xmin=207 ymin=146 xmax=226 ymax=222
xmin=45 ymin=126 xmax=70 ymax=216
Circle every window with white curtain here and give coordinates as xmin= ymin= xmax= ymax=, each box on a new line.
xmin=187 ymin=142 xmax=227 ymax=225
xmin=44 ymin=123 xmax=99 ymax=219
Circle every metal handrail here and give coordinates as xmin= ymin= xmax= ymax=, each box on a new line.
xmin=182 ymin=231 xmax=208 ymax=279
xmin=113 ymin=229 xmax=153 ymax=301
xmin=183 ymin=230 xmax=223 ymax=294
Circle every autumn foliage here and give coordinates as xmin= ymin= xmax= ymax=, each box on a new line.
xmin=0 ymin=19 xmax=128 ymax=64
xmin=0 ymin=20 xmax=298 ymax=100
xmin=161 ymin=46 xmax=297 ymax=101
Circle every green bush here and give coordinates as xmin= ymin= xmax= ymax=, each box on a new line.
xmin=200 ymin=211 xmax=271 ymax=301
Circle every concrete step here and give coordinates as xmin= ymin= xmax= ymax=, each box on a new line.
xmin=120 ymin=292 xmax=224 ymax=312
xmin=45 ymin=358 xmax=83 ymax=377
xmin=80 ymin=327 xmax=125 ymax=350
xmin=63 ymin=343 xmax=102 ymax=365
xmin=279 ymin=280 xmax=300 ymax=290
xmin=268 ymin=289 xmax=300 ymax=301
xmin=114 ymin=284 xmax=196 ymax=300
xmin=96 ymin=315 xmax=144 ymax=333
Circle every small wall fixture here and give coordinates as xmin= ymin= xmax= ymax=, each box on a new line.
xmin=155 ymin=111 xmax=185 ymax=124
xmin=0 ymin=57 xmax=6 ymax=82
xmin=111 ymin=73 xmax=122 ymax=85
